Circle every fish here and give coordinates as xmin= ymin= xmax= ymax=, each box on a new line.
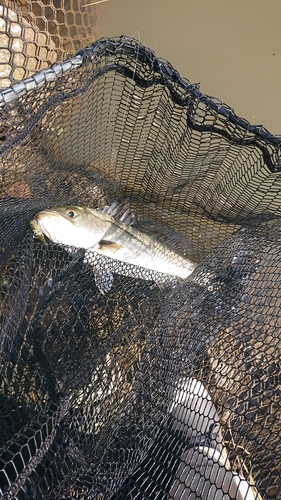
xmin=31 ymin=204 xmax=197 ymax=292
xmin=168 ymin=377 xmax=261 ymax=500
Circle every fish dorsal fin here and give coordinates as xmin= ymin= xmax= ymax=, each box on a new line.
xmin=102 ymin=200 xmax=137 ymax=226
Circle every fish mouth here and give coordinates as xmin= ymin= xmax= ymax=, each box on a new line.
xmin=30 ymin=219 xmax=47 ymax=243
xmin=31 ymin=209 xmax=78 ymax=246
xmin=31 ymin=210 xmax=64 ymax=244
xmin=34 ymin=210 xmax=61 ymax=221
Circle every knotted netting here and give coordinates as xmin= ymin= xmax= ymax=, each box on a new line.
xmin=1 ymin=27 xmax=281 ymax=500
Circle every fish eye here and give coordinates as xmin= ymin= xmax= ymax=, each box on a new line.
xmin=66 ymin=209 xmax=76 ymax=218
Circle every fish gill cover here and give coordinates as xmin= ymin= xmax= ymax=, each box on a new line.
xmin=0 ymin=28 xmax=281 ymax=500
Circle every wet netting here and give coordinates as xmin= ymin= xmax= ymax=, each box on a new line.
xmin=1 ymin=29 xmax=281 ymax=500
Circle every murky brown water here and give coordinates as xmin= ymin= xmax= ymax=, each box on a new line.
xmin=2 ymin=0 xmax=281 ymax=134
xmin=95 ymin=0 xmax=281 ymax=135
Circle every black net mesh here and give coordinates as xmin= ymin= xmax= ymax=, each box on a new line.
xmin=0 ymin=0 xmax=99 ymax=88
xmin=1 ymin=28 xmax=281 ymax=500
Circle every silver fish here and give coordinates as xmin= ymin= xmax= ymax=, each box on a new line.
xmin=31 ymin=205 xmax=196 ymax=291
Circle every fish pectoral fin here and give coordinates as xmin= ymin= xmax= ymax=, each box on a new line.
xmin=98 ymin=240 xmax=125 ymax=254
